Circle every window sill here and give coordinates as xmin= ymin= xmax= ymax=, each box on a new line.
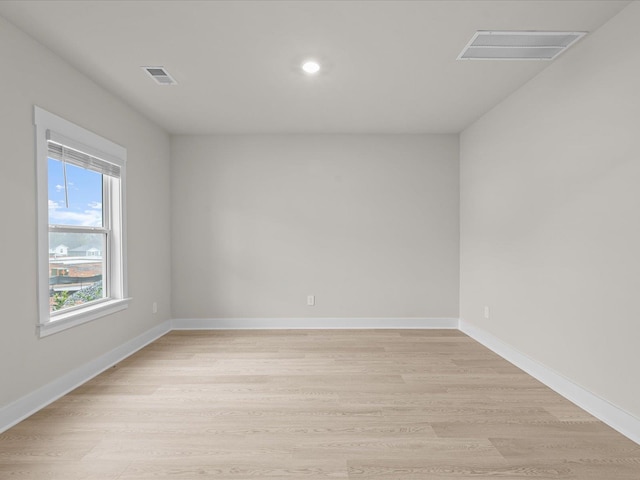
xmin=38 ymin=298 xmax=131 ymax=338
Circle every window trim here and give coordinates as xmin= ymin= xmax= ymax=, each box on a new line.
xmin=34 ymin=106 xmax=130 ymax=337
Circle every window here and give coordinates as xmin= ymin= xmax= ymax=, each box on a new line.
xmin=35 ymin=107 xmax=129 ymax=337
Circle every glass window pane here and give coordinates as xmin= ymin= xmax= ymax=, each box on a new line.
xmin=48 ymin=158 xmax=103 ymax=227
xmin=49 ymin=232 xmax=106 ymax=313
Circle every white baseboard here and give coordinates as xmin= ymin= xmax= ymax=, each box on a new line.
xmin=172 ymin=317 xmax=459 ymax=330
xmin=459 ymin=319 xmax=640 ymax=445
xmin=0 ymin=321 xmax=171 ymax=434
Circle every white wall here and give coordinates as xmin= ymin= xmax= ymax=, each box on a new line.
xmin=171 ymin=135 xmax=459 ymax=320
xmin=460 ymin=2 xmax=640 ymax=418
xmin=0 ymin=16 xmax=171 ymax=407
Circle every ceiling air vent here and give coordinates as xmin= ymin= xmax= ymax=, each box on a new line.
xmin=458 ymin=31 xmax=586 ymax=61
xmin=142 ymin=66 xmax=177 ymax=85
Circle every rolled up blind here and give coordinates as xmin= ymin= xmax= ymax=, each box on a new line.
xmin=46 ymin=130 xmax=121 ymax=178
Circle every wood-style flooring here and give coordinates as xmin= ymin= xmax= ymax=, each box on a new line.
xmin=1 ymin=330 xmax=638 ymax=479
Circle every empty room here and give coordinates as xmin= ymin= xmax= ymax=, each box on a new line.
xmin=0 ymin=0 xmax=639 ymax=478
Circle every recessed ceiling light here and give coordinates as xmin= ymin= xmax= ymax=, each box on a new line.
xmin=302 ymin=60 xmax=320 ymax=75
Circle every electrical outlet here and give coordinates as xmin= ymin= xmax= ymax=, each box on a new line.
xmin=307 ymin=295 xmax=315 ymax=306
xmin=152 ymin=302 xmax=158 ymax=314
xmin=483 ymin=305 xmax=490 ymax=319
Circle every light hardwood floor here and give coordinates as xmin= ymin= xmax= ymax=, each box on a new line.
xmin=1 ymin=330 xmax=638 ymax=479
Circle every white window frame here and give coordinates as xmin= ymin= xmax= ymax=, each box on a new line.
xmin=34 ymin=106 xmax=130 ymax=337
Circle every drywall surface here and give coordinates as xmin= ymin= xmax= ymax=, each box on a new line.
xmin=171 ymin=134 xmax=459 ymax=319
xmin=460 ymin=2 xmax=640 ymax=418
xmin=0 ymin=16 xmax=171 ymax=407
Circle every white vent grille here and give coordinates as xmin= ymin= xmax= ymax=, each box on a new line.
xmin=458 ymin=31 xmax=586 ymax=61
xmin=142 ymin=66 xmax=177 ymax=85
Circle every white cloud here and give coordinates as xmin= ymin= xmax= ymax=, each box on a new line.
xmin=48 ymin=199 xmax=102 ymax=227
xmin=48 ymin=208 xmax=102 ymax=227
xmin=55 ymin=184 xmax=65 ymax=192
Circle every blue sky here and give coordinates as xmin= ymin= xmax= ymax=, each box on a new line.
xmin=48 ymin=158 xmax=103 ymax=227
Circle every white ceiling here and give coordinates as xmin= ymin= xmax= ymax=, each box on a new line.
xmin=0 ymin=1 xmax=630 ymax=134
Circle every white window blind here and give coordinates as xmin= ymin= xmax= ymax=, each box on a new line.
xmin=47 ymin=134 xmax=121 ymax=178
